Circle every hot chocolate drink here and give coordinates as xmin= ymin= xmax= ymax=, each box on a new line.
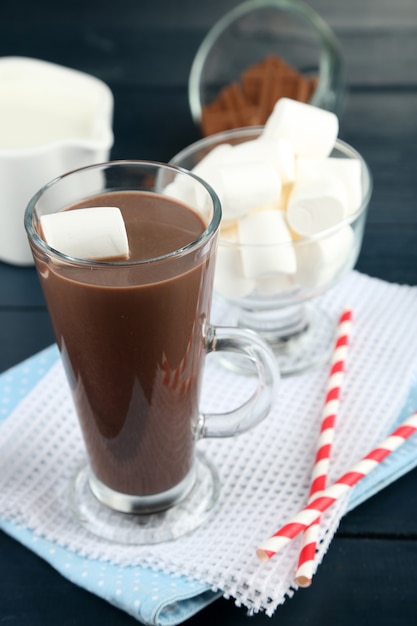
xmin=36 ymin=191 xmax=214 ymax=500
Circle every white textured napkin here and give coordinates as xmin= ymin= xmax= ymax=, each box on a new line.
xmin=1 ymin=271 xmax=417 ymax=617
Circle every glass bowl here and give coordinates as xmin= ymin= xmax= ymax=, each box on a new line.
xmin=170 ymin=127 xmax=372 ymax=376
xmin=189 ymin=0 xmax=346 ymax=135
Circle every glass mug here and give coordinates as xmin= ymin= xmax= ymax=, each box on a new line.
xmin=25 ymin=161 xmax=279 ymax=543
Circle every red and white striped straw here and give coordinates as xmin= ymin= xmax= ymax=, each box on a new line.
xmin=295 ymin=308 xmax=353 ymax=587
xmin=256 ymin=411 xmax=417 ymax=562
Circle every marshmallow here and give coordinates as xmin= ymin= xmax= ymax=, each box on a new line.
xmin=191 ymin=144 xmax=233 ymax=200
xmin=262 ymin=98 xmax=339 ymax=158
xmin=277 ymin=183 xmax=294 ymax=211
xmin=238 ymin=209 xmax=296 ymax=277
xmin=295 ymin=225 xmax=354 ymax=289
xmin=215 ymin=240 xmax=255 ymax=299
xmin=190 ymin=144 xmax=236 ymax=217
xmin=270 ymin=138 xmax=297 ymax=183
xmin=296 ymin=157 xmax=363 ymax=215
xmin=287 ymin=177 xmax=349 ymax=236
xmin=40 ymin=206 xmax=129 ymax=260
xmin=210 ymin=160 xmax=282 ymax=221
xmin=227 ymin=137 xmax=296 ymax=183
xmin=162 ymin=175 xmax=214 ymax=223
xmin=164 ymin=147 xmax=235 ymax=218
xmin=192 ymin=143 xmax=233 ymax=180
xmin=191 ymin=142 xmax=283 ymax=221
xmin=162 ymin=179 xmax=198 ymax=208
xmin=219 ymin=220 xmax=239 ymax=241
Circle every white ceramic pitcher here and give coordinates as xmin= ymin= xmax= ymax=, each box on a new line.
xmin=0 ymin=57 xmax=114 ymax=265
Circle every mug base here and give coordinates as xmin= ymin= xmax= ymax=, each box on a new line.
xmin=88 ymin=464 xmax=198 ymax=515
xmin=69 ymin=451 xmax=220 ymax=544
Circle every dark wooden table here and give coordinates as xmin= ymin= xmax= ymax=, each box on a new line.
xmin=1 ymin=1 xmax=417 ymax=624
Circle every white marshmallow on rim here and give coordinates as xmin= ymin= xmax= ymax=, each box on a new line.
xmin=40 ymin=206 xmax=129 ymax=260
xmin=296 ymin=156 xmax=363 ymax=215
xmin=295 ymin=225 xmax=355 ymax=289
xmin=287 ymin=177 xmax=349 ymax=237
xmin=227 ymin=137 xmax=296 ymax=183
xmin=238 ymin=209 xmax=296 ymax=277
xmin=262 ymin=97 xmax=339 ymax=158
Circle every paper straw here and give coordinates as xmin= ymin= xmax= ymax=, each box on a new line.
xmin=295 ymin=308 xmax=353 ymax=587
xmin=256 ymin=412 xmax=417 ymax=562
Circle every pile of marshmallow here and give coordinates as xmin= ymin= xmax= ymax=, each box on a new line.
xmin=190 ymin=97 xmax=364 ymax=299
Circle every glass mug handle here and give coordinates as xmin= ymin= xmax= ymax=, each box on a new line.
xmin=196 ymin=324 xmax=280 ymax=439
